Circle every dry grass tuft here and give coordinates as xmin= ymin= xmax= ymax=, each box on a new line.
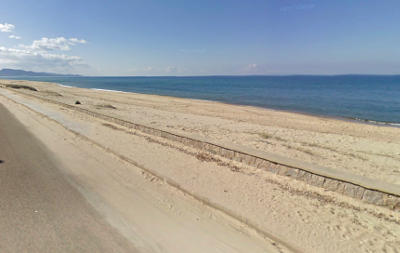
xmin=196 ymin=152 xmax=216 ymax=162
xmin=259 ymin=132 xmax=286 ymax=142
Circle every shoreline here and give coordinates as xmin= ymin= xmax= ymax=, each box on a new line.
xmin=3 ymin=77 xmax=400 ymax=128
xmin=57 ymin=82 xmax=400 ymax=128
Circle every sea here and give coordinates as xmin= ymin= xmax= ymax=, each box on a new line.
xmin=3 ymin=75 xmax=400 ymax=126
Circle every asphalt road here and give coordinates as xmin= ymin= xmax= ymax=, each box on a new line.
xmin=0 ymin=103 xmax=137 ymax=252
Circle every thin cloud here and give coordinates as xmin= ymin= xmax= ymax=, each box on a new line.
xmin=0 ymin=46 xmax=86 ymax=73
xmin=165 ymin=66 xmax=178 ymax=73
xmin=69 ymin=38 xmax=87 ymax=44
xmin=20 ymin=37 xmax=87 ymax=51
xmin=244 ymin=63 xmax=261 ymax=73
xmin=0 ymin=46 xmax=83 ymax=64
xmin=9 ymin=34 xmax=21 ymax=40
xmin=0 ymin=23 xmax=15 ymax=33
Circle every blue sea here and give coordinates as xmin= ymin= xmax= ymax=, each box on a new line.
xmin=4 ymin=75 xmax=400 ymax=125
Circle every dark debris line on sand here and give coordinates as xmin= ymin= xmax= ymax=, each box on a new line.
xmin=5 ymin=84 xmax=38 ymax=92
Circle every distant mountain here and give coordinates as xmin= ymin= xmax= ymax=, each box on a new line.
xmin=0 ymin=68 xmax=81 ymax=77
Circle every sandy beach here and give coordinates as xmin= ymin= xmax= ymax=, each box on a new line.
xmin=3 ymin=79 xmax=400 ymax=184
xmin=1 ymin=79 xmax=400 ymax=252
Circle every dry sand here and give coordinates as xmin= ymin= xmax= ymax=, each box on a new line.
xmin=2 ymin=79 xmax=399 ymax=185
xmin=1 ymin=79 xmax=400 ymax=252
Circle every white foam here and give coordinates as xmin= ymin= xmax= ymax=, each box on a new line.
xmin=56 ymin=83 xmax=73 ymax=88
xmin=353 ymin=117 xmax=400 ymax=128
xmin=91 ymin=88 xmax=128 ymax=94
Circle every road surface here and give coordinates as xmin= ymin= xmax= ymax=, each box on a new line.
xmin=0 ymin=103 xmax=137 ymax=252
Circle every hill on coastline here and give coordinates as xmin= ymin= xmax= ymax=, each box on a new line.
xmin=0 ymin=68 xmax=80 ymax=77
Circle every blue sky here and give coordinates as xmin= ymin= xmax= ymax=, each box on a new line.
xmin=1 ymin=0 xmax=399 ymax=75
